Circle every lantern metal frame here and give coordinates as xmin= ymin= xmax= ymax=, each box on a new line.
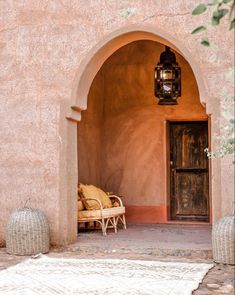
xmin=154 ymin=46 xmax=181 ymax=105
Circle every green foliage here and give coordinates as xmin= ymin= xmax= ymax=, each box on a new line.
xmin=201 ymin=37 xmax=210 ymax=46
xmin=230 ymin=18 xmax=235 ymax=29
xmin=191 ymin=26 xmax=207 ymax=34
xmin=192 ymin=4 xmax=207 ymax=15
xmin=204 ymin=92 xmax=235 ymax=162
xmin=191 ymin=0 xmax=235 ymax=46
xmin=212 ymin=9 xmax=229 ymax=25
xmin=192 ymin=2 xmax=235 ymax=162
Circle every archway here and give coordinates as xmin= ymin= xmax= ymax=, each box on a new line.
xmin=77 ymin=38 xmax=209 ymax=227
xmin=62 ymin=26 xmax=213 ymax=245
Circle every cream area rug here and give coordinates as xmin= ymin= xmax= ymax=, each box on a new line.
xmin=0 ymin=256 xmax=213 ymax=295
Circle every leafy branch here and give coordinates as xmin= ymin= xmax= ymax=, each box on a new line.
xmin=191 ymin=0 xmax=235 ymax=46
xmin=192 ymin=1 xmax=235 ymax=162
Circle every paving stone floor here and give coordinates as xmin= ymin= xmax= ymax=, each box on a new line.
xmin=74 ymin=223 xmax=213 ymax=259
xmin=0 ymin=224 xmax=234 ymax=294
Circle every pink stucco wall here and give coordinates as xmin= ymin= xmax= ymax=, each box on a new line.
xmin=0 ymin=1 xmax=234 ymax=245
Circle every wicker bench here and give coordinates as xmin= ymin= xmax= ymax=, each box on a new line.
xmin=78 ymin=193 xmax=126 ymax=236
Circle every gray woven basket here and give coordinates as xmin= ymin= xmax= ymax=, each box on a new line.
xmin=6 ymin=208 xmax=49 ymax=256
xmin=212 ymin=215 xmax=235 ymax=265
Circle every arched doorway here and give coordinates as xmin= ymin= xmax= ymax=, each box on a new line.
xmin=77 ymin=39 xmax=209 ymax=226
xmin=63 ymin=27 xmax=214 ymax=245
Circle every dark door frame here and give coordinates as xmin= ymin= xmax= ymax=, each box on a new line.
xmin=166 ymin=119 xmax=211 ymax=223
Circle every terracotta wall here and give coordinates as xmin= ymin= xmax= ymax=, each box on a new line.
xmin=77 ymin=70 xmax=104 ymax=187
xmin=0 ymin=1 xmax=233 ymax=245
xmin=78 ymin=40 xmax=207 ymax=223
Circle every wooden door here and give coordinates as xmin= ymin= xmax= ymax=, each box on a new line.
xmin=169 ymin=122 xmax=209 ymax=221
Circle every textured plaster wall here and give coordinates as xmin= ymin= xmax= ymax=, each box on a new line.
xmin=77 ymin=70 xmax=104 ymax=187
xmin=0 ymin=0 xmax=234 ymax=245
xmin=102 ymin=41 xmax=207 ymax=204
xmin=78 ymin=40 xmax=207 ymax=222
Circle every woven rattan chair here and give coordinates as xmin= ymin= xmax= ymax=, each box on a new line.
xmin=77 ymin=187 xmax=126 ymax=236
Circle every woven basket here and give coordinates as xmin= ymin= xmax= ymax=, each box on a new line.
xmin=6 ymin=208 xmax=49 ymax=256
xmin=212 ymin=215 xmax=235 ymax=265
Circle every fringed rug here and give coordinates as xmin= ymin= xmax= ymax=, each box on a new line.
xmin=0 ymin=256 xmax=213 ymax=295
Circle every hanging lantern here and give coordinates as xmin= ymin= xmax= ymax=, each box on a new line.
xmin=155 ymin=46 xmax=181 ymax=105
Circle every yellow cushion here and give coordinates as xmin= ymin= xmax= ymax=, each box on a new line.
xmin=80 ymin=184 xmax=102 ymax=210
xmin=79 ymin=183 xmax=112 ymax=210
xmin=96 ymin=188 xmax=112 ymax=208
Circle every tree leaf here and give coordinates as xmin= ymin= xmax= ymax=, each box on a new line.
xmin=212 ymin=16 xmax=220 ymax=25
xmin=191 ymin=25 xmax=207 ymax=34
xmin=201 ymin=37 xmax=210 ymax=46
xmin=223 ymin=0 xmax=233 ymax=3
xmin=218 ymin=8 xmax=229 ymax=17
xmin=207 ymin=0 xmax=218 ymax=4
xmin=228 ymin=137 xmax=235 ymax=144
xmin=230 ymin=118 xmax=235 ymax=124
xmin=212 ymin=9 xmax=229 ymax=25
xmin=192 ymin=4 xmax=207 ymax=15
xmin=229 ymin=18 xmax=235 ymax=30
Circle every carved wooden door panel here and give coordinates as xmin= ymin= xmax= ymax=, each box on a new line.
xmin=170 ymin=122 xmax=209 ymax=221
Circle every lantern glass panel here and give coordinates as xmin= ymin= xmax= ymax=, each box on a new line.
xmin=161 ymin=69 xmax=174 ymax=80
xmin=162 ymin=82 xmax=173 ymax=93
